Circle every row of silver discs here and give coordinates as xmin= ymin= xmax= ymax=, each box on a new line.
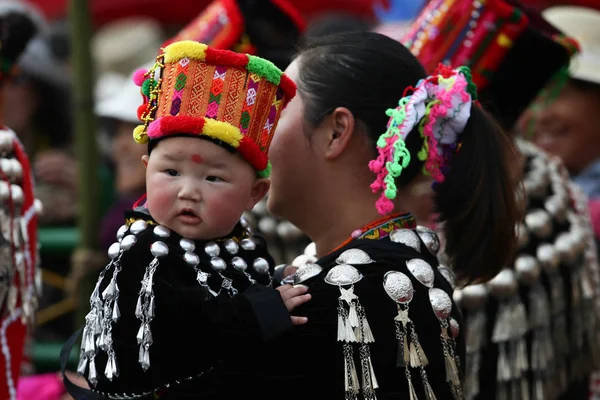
xmin=110 ymin=218 xmax=271 ymax=294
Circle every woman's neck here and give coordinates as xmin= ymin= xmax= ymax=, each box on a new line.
xmin=305 ymin=197 xmax=396 ymax=258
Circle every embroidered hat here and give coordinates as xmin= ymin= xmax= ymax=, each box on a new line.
xmin=543 ymin=6 xmax=600 ymax=86
xmin=162 ymin=0 xmax=305 ymax=69
xmin=132 ymin=40 xmax=296 ymax=177
xmin=401 ymin=0 xmax=578 ymax=128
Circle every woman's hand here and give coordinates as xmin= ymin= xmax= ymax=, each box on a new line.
xmin=276 ymin=284 xmax=311 ymax=325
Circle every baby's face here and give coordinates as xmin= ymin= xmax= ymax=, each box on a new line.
xmin=143 ymin=136 xmax=269 ymax=240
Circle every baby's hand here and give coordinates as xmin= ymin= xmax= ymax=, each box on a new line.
xmin=276 ymin=284 xmax=311 ymax=325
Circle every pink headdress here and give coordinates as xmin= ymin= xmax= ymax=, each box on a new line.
xmin=369 ymin=64 xmax=477 ymax=215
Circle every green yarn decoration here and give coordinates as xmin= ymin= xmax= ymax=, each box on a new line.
xmin=142 ymin=79 xmax=158 ymax=97
xmin=257 ymin=162 xmax=272 ymax=178
xmin=457 ymin=66 xmax=478 ymax=100
xmin=384 ymin=139 xmax=411 ymax=200
xmin=377 ymin=98 xmax=413 ymax=201
xmin=416 ymin=101 xmax=437 ymax=162
xmin=246 ymin=55 xmax=282 ymax=85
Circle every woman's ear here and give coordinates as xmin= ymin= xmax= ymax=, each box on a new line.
xmin=142 ymin=155 xmax=149 ymax=168
xmin=246 ymin=178 xmax=270 ymax=211
xmin=324 ymin=107 xmax=355 ymax=160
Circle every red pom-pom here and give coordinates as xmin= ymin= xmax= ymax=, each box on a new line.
xmin=132 ymin=69 xmax=149 ymax=86
xmin=137 ymin=104 xmax=147 ymax=120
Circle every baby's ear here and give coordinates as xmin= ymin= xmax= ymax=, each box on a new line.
xmin=246 ymin=178 xmax=270 ymax=211
xmin=141 ymin=155 xmax=149 ymax=168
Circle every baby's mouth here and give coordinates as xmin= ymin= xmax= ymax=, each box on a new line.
xmin=178 ymin=208 xmax=202 ymax=223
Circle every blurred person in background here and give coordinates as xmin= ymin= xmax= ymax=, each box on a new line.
xmin=1 ymin=2 xmax=76 ymax=225
xmin=523 ymin=6 xmax=600 ymax=246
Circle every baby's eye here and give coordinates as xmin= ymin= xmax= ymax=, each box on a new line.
xmin=206 ymin=176 xmax=224 ymax=182
xmin=164 ymin=169 xmax=179 ymax=177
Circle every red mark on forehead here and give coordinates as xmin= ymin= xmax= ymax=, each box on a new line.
xmin=191 ymin=154 xmax=203 ymax=164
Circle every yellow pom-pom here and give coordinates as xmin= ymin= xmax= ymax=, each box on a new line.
xmin=133 ymin=125 xmax=148 ymax=144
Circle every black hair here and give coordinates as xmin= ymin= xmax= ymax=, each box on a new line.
xmin=296 ymin=31 xmax=520 ymax=284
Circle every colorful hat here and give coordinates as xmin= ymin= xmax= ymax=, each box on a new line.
xmin=132 ymin=40 xmax=296 ymax=177
xmin=401 ymin=0 xmax=579 ymax=128
xmin=162 ymin=0 xmax=305 ymax=69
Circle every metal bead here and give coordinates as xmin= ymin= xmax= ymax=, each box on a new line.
xmin=515 ymin=255 xmax=541 ymax=285
xmin=389 ymin=229 xmax=421 ymax=252
xmin=537 ymin=243 xmax=559 ymax=273
xmin=325 ymin=263 xmax=362 ymax=285
xmin=10 ymin=185 xmax=23 ymax=205
xmin=34 ymin=198 xmax=43 ymax=215
xmin=210 ymin=257 xmax=227 ymax=272
xmin=460 ymin=284 xmax=488 ymax=310
xmin=294 ymin=263 xmax=323 ymax=284
xmin=224 ymin=239 xmax=239 ymax=255
xmin=292 ymin=254 xmax=318 ymax=267
xmin=555 ymin=232 xmax=577 ymax=265
xmin=452 ymin=289 xmax=463 ymax=308
xmin=438 ymin=266 xmax=456 ymax=289
xmin=304 ymin=242 xmax=317 ymax=257
xmin=240 ymin=238 xmax=256 ymax=251
xmin=204 ymin=241 xmax=221 ymax=257
xmin=253 ymin=257 xmax=270 ymax=274
xmin=240 ymin=216 xmax=250 ymax=229
xmin=488 ymin=269 xmax=518 ymax=298
xmin=120 ymin=235 xmax=137 ymax=251
xmin=515 ymin=223 xmax=529 ymax=249
xmin=108 ymin=243 xmax=121 ymax=260
xmin=116 ymin=225 xmax=128 ymax=240
xmin=406 ymin=258 xmax=435 ymax=288
xmin=179 ymin=238 xmax=195 ymax=252
xmin=416 ymin=226 xmax=440 ymax=255
xmin=383 ymin=271 xmax=414 ymax=304
xmin=0 ymin=181 xmax=8 ymax=201
xmin=130 ymin=220 xmax=148 ymax=235
xmin=9 ymin=159 xmax=21 ymax=181
xmin=183 ymin=252 xmax=199 ymax=267
xmin=257 ymin=217 xmax=277 ymax=236
xmin=450 ymin=318 xmax=460 ymax=338
xmin=153 ymin=225 xmax=171 ymax=238
xmin=150 ymin=241 xmax=169 ymax=258
xmin=429 ymin=288 xmax=453 ymax=319
xmin=231 ymin=257 xmax=247 ymax=272
xmin=544 ymin=196 xmax=567 ymax=223
xmin=336 ymin=249 xmax=374 ymax=265
xmin=525 ymin=209 xmax=553 ymax=239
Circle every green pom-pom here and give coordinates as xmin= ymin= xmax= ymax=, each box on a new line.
xmin=247 ymin=55 xmax=282 ymax=85
xmin=257 ymin=162 xmax=272 ymax=178
xmin=142 ymin=79 xmax=157 ymax=97
xmin=457 ymin=66 xmax=478 ymax=100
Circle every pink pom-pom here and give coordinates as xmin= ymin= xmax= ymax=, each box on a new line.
xmin=132 ymin=69 xmax=149 ymax=86
xmin=376 ymin=197 xmax=394 ymax=215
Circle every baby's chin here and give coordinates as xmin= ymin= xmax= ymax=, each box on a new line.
xmin=156 ymin=220 xmax=237 ymax=241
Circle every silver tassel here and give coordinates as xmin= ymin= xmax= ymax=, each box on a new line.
xmin=77 ymin=354 xmax=88 ymax=376
xmin=88 ymin=357 xmax=98 ymax=387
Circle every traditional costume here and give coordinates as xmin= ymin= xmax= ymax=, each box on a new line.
xmin=64 ymin=41 xmax=297 ymax=399
xmin=401 ymin=0 xmax=600 ymax=398
xmin=209 ymin=66 xmax=478 ymax=399
xmin=0 ymin=7 xmax=42 ymax=400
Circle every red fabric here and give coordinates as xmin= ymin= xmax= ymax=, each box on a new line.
xmin=237 ymin=136 xmax=268 ymax=171
xmin=278 ymin=74 xmax=297 ymax=108
xmin=204 ymin=47 xmax=249 ymax=68
xmin=0 ymin=137 xmax=38 ymax=400
xmin=149 ymin=115 xmax=207 ymax=140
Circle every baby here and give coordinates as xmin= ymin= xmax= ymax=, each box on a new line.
xmin=67 ymin=41 xmax=309 ymax=399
